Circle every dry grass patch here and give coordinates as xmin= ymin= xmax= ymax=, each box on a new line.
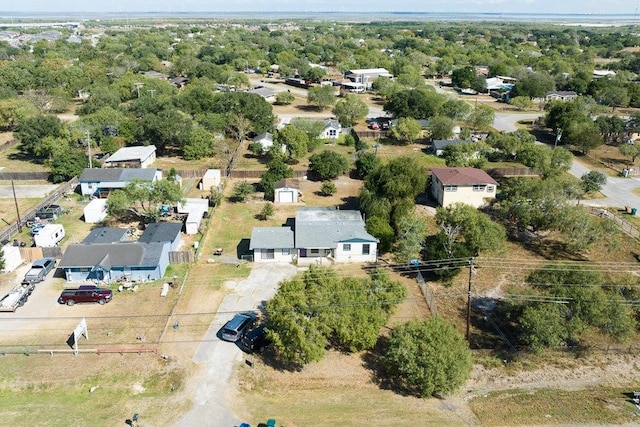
xmin=0 ymin=144 xmax=48 ymax=172
xmin=233 ymin=350 xmax=467 ymax=427
xmin=469 ymin=386 xmax=638 ymax=425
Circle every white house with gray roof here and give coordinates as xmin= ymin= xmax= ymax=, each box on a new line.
xmin=321 ymin=119 xmax=342 ymax=140
xmin=250 ymin=227 xmax=294 ymax=263
xmin=103 ymin=145 xmax=157 ymax=168
xmin=249 ymin=207 xmax=378 ymax=264
xmin=79 ymin=168 xmax=162 ymax=197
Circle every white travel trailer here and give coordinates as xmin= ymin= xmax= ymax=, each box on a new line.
xmin=33 ymin=224 xmax=66 ymax=247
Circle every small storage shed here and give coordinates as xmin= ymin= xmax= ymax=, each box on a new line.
xmin=33 ymin=224 xmax=65 ymax=248
xmin=274 ymin=179 xmax=301 ymax=204
xmin=83 ymin=198 xmax=108 ymax=224
xmin=199 ymin=169 xmax=222 ymax=191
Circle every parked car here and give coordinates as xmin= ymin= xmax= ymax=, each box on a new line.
xmin=369 ymin=122 xmax=380 ymax=130
xmin=58 ymin=285 xmax=113 ymax=306
xmin=23 ymin=257 xmax=56 ymax=284
xmin=30 ymin=224 xmax=45 ymax=235
xmin=239 ymin=324 xmax=271 ymax=354
xmin=221 ymin=312 xmax=257 ymax=342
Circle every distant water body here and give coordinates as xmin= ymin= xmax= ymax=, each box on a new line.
xmin=0 ymin=11 xmax=638 ymax=25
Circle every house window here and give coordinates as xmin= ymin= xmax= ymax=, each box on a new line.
xmin=487 ymin=185 xmax=495 ymax=193
xmin=343 ymin=244 xmax=351 ymax=252
xmin=362 ymin=244 xmax=370 ymax=255
xmin=282 ymin=248 xmax=290 ymax=255
xmin=444 ymin=185 xmax=457 ymax=192
xmin=328 ymin=129 xmax=337 ymax=137
xmin=310 ymin=249 xmax=320 ymax=255
xmin=473 ymin=185 xmax=486 ymax=192
xmin=261 ymin=249 xmax=275 ymax=259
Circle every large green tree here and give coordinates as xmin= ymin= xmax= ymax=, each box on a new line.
xmin=390 ymin=117 xmax=422 ymax=144
xmin=384 ymin=87 xmax=445 ymax=119
xmin=309 ymin=150 xmax=350 ymax=180
xmin=106 ymin=179 xmax=184 ymax=221
xmin=15 ymin=114 xmax=64 ymax=157
xmin=384 ymin=318 xmax=472 ymax=397
xmin=332 ymin=94 xmax=368 ymax=127
xmin=307 ymin=85 xmax=336 ymax=110
xmin=266 ymin=266 xmax=406 ymax=367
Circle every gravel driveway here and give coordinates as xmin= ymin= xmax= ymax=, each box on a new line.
xmin=174 ymin=263 xmax=298 ymax=427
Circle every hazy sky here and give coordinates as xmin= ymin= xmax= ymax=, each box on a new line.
xmin=1 ymin=0 xmax=637 ymax=14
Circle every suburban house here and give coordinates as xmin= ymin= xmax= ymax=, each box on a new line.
xmin=103 ymin=145 xmax=157 ymax=168
xmin=250 ymin=227 xmax=294 ymax=263
xmin=249 ymin=207 xmax=379 ymax=265
xmin=321 ymin=119 xmax=341 ymax=140
xmin=247 ymin=86 xmax=276 ymax=102
xmin=545 ymin=90 xmax=578 ymax=101
xmin=138 ymin=222 xmax=183 ymax=251
xmin=78 ymin=168 xmax=162 ymax=197
xmin=274 ymin=179 xmax=301 ymax=203
xmin=170 ymin=76 xmax=189 ymax=88
xmin=58 ymin=241 xmax=171 ymax=283
xmin=430 ymin=167 xmax=498 ymax=208
xmin=253 ymin=132 xmax=274 ymax=152
xmin=345 ymin=68 xmax=393 ymax=89
xmin=82 ymin=227 xmax=129 ymax=245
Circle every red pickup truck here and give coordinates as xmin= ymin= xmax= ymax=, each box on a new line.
xmin=58 ymin=286 xmax=113 ymax=306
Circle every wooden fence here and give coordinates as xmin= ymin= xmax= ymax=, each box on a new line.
xmin=487 ymin=167 xmax=539 ymax=178
xmin=168 ymin=251 xmax=195 ymax=264
xmin=19 ymin=246 xmax=63 ymax=262
xmin=0 ymin=177 xmax=78 ymax=245
xmin=229 ymin=169 xmax=308 ymax=179
xmin=589 ymin=207 xmax=640 ymax=239
xmin=416 ymin=270 xmax=438 ymax=317
xmin=353 ymin=130 xmax=389 ymax=139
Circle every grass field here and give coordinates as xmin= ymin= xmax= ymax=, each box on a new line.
xmin=469 ymin=386 xmax=640 ymax=425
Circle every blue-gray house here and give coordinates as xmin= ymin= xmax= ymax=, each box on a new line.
xmin=58 ymin=241 xmax=170 ymax=283
xmin=138 ymin=222 xmax=183 ymax=251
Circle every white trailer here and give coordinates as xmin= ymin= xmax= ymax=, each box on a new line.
xmin=0 ymin=282 xmax=35 ymax=312
xmin=33 ymin=224 xmax=65 ymax=247
xmin=83 ymin=198 xmax=108 ymax=224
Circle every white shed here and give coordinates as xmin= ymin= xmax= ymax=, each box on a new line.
xmin=177 ymin=198 xmax=209 ymax=235
xmin=199 ymin=169 xmax=222 ymax=191
xmin=274 ymin=179 xmax=301 ymax=204
xmin=83 ymin=198 xmax=108 ymax=224
xmin=1 ymin=244 xmax=22 ymax=273
xmin=33 ymin=224 xmax=65 ymax=247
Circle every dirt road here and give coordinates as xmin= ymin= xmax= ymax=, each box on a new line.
xmin=174 ymin=263 xmax=297 ymax=427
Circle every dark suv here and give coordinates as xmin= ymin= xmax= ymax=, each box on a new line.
xmin=221 ymin=312 xmax=256 ymax=342
xmin=239 ymin=324 xmax=271 ymax=354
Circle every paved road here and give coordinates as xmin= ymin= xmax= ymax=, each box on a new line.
xmin=493 ymin=112 xmax=542 ymax=133
xmin=569 ymin=160 xmax=640 ymax=209
xmin=0 ymin=185 xmax=59 ymax=199
xmin=493 ymin=110 xmax=640 ymax=209
xmin=174 ymin=263 xmax=298 ymax=427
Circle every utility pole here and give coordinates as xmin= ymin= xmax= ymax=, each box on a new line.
xmin=11 ymin=180 xmax=22 ymax=232
xmin=466 ymin=257 xmax=475 ymax=341
xmin=147 ymin=89 xmax=156 ymax=98
xmin=85 ymin=130 xmax=92 ymax=169
xmin=134 ymin=82 xmax=143 ymax=98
